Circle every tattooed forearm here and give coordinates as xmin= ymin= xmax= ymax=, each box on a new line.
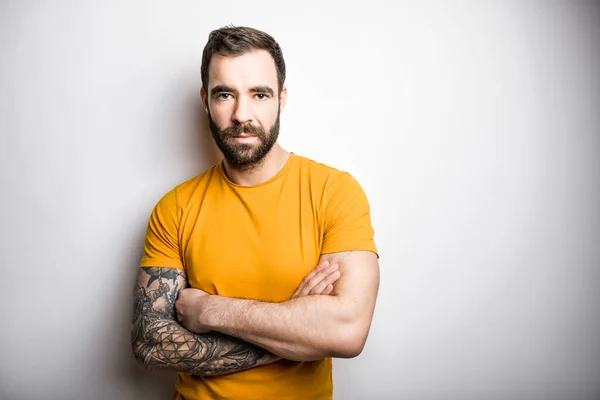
xmin=131 ymin=267 xmax=280 ymax=376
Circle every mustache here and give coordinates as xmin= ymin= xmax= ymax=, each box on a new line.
xmin=222 ymin=124 xmax=265 ymax=138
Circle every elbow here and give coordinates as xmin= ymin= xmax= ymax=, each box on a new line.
xmin=131 ymin=341 xmax=151 ymax=369
xmin=336 ymin=336 xmax=367 ymax=359
xmin=130 ymin=329 xmax=155 ymax=369
xmin=328 ymin=323 xmax=369 ymax=359
xmin=132 ymin=342 xmax=163 ymax=371
xmin=285 ymin=328 xmax=366 ymax=362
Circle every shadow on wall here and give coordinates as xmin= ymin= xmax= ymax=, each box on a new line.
xmin=102 ymin=97 xmax=221 ymax=399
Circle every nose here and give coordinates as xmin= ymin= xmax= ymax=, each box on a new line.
xmin=232 ymin=96 xmax=252 ymax=125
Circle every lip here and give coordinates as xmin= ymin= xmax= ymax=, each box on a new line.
xmin=231 ymin=135 xmax=258 ymax=142
xmin=232 ymin=134 xmax=257 ymax=138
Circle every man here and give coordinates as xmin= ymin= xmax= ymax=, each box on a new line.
xmin=131 ymin=25 xmax=379 ymax=400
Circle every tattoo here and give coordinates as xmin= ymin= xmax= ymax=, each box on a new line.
xmin=131 ymin=267 xmax=280 ymax=376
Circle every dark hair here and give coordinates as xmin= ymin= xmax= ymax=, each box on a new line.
xmin=201 ymin=25 xmax=286 ymax=94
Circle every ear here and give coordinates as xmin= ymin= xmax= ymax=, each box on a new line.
xmin=279 ymin=86 xmax=288 ymax=111
xmin=200 ymin=87 xmax=209 ymax=114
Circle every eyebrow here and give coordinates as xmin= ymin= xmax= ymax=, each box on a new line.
xmin=210 ymin=85 xmax=275 ymax=96
xmin=250 ymin=86 xmax=275 ymax=96
xmin=210 ymin=85 xmax=236 ymax=96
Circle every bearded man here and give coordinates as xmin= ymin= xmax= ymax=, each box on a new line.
xmin=131 ymin=25 xmax=380 ymax=400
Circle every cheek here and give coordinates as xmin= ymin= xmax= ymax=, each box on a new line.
xmin=259 ymin=106 xmax=279 ymax=127
xmin=209 ymin=103 xmax=233 ymax=123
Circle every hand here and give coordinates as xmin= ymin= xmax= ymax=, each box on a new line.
xmin=291 ymin=260 xmax=341 ymax=299
xmin=176 ymin=288 xmax=211 ymax=333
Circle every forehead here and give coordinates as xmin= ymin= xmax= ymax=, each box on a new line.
xmin=208 ymin=50 xmax=278 ymax=90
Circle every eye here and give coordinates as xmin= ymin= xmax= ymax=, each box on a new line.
xmin=216 ymin=93 xmax=232 ymax=100
xmin=255 ymin=93 xmax=269 ymax=100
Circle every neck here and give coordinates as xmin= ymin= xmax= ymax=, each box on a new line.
xmin=222 ymin=143 xmax=290 ymax=186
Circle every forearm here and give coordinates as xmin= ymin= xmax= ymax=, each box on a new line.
xmin=132 ymin=316 xmax=280 ymax=376
xmin=204 ymin=295 xmax=360 ymax=362
xmin=131 ymin=267 xmax=279 ymax=376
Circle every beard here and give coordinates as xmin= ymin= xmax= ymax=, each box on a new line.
xmin=208 ymin=108 xmax=280 ymax=171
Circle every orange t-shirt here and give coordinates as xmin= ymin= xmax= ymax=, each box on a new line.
xmin=140 ymin=152 xmax=378 ymax=400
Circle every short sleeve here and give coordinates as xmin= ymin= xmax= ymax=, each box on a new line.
xmin=139 ymin=188 xmax=184 ymax=270
xmin=321 ymin=172 xmax=378 ymax=257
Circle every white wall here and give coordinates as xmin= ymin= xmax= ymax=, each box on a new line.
xmin=1 ymin=1 xmax=599 ymax=399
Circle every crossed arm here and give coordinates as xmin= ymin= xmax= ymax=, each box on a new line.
xmin=175 ymin=250 xmax=379 ymax=362
xmin=131 ymin=250 xmax=379 ymax=375
xmin=131 ymin=267 xmax=282 ymax=376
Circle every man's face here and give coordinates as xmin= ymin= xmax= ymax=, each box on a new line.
xmin=201 ymin=50 xmax=286 ymax=169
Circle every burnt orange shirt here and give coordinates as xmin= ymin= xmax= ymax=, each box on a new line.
xmin=140 ymin=153 xmax=378 ymax=400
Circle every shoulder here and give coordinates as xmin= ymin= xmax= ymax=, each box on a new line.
xmin=154 ymin=162 xmax=222 ymax=211
xmin=293 ymin=153 xmax=356 ymax=186
xmin=294 ymin=154 xmax=365 ymax=195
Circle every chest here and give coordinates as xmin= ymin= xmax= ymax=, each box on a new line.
xmin=182 ymin=182 xmax=324 ymax=301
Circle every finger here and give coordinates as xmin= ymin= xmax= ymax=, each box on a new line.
xmin=291 ymin=283 xmax=303 ymax=299
xmin=310 ymin=269 xmax=340 ymax=295
xmin=301 ymin=263 xmax=339 ymax=296
xmin=291 ymin=261 xmax=330 ymax=299
xmin=309 ymin=263 xmax=338 ymax=287
xmin=322 ymin=284 xmax=334 ymax=295
xmin=302 ymin=260 xmax=330 ymax=284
